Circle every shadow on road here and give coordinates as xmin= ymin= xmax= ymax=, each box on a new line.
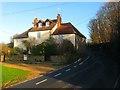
xmin=43 ymin=49 xmax=119 ymax=88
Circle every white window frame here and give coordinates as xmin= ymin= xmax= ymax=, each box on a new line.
xmin=46 ymin=21 xmax=50 ymax=26
xmin=38 ymin=23 xmax=42 ymax=27
xmin=37 ymin=32 xmax=41 ymax=39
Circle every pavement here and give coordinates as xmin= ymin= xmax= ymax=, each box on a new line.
xmin=4 ymin=53 xmax=119 ymax=89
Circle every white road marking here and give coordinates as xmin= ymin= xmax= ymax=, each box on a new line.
xmin=36 ymin=79 xmax=47 ymax=85
xmin=78 ymin=58 xmax=81 ymax=62
xmin=114 ymin=75 xmax=120 ymax=88
xmin=74 ymin=65 xmax=77 ymax=68
xmin=74 ymin=61 xmax=77 ymax=63
xmin=86 ymin=56 xmax=90 ymax=60
xmin=78 ymin=56 xmax=90 ymax=65
xmin=54 ymin=73 xmax=62 ymax=77
xmin=81 ymin=56 xmax=90 ymax=63
xmin=66 ymin=64 xmax=70 ymax=67
xmin=66 ymin=68 xmax=71 ymax=72
xmin=6 ymin=75 xmax=44 ymax=88
xmin=63 ymin=64 xmax=70 ymax=68
xmin=79 ymin=62 xmax=83 ymax=65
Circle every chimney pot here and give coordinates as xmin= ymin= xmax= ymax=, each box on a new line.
xmin=58 ymin=14 xmax=60 ymax=16
xmin=57 ymin=14 xmax=62 ymax=27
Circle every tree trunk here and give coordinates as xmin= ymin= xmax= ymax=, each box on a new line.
xmin=3 ymin=54 xmax=6 ymax=62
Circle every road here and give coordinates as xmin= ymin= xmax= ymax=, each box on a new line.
xmin=5 ymin=55 xmax=119 ymax=88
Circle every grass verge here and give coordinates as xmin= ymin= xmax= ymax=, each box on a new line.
xmin=1 ymin=65 xmax=30 ymax=88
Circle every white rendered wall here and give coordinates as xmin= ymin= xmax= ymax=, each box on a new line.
xmin=53 ymin=34 xmax=75 ymax=46
xmin=14 ymin=38 xmax=28 ymax=49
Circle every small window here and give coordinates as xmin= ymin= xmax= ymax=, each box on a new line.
xmin=37 ymin=32 xmax=41 ymax=39
xmin=38 ymin=23 xmax=42 ymax=27
xmin=46 ymin=21 xmax=50 ymax=26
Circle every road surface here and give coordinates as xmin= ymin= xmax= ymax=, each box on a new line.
xmin=5 ymin=55 xmax=119 ymax=88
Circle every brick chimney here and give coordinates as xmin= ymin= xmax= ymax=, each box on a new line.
xmin=32 ymin=17 xmax=39 ymax=27
xmin=57 ymin=14 xmax=62 ymax=27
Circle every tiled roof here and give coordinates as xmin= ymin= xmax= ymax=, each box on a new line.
xmin=13 ymin=20 xmax=86 ymax=39
xmin=13 ymin=28 xmax=32 ymax=39
xmin=38 ymin=20 xmax=44 ymax=23
xmin=13 ymin=19 xmax=57 ymax=39
xmin=13 ymin=32 xmax=28 ymax=39
xmin=29 ymin=23 xmax=56 ymax=32
xmin=29 ymin=19 xmax=57 ymax=32
xmin=52 ymin=23 xmax=86 ymax=38
xmin=45 ymin=19 xmax=53 ymax=22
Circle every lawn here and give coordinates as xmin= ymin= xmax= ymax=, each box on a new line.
xmin=1 ymin=64 xmax=30 ymax=88
xmin=0 ymin=61 xmax=65 ymax=88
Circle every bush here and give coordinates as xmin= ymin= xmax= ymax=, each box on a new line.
xmin=65 ymin=52 xmax=79 ymax=64
xmin=9 ymin=47 xmax=23 ymax=55
xmin=44 ymin=42 xmax=58 ymax=56
xmin=58 ymin=39 xmax=79 ymax=64
xmin=31 ymin=44 xmax=44 ymax=56
xmin=23 ymin=50 xmax=28 ymax=55
xmin=59 ymin=39 xmax=75 ymax=54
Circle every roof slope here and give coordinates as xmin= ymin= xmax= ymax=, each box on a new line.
xmin=29 ymin=19 xmax=57 ymax=32
xmin=13 ymin=19 xmax=57 ymax=39
xmin=52 ymin=23 xmax=86 ymax=38
xmin=13 ymin=28 xmax=32 ymax=39
xmin=13 ymin=21 xmax=86 ymax=39
xmin=29 ymin=23 xmax=56 ymax=32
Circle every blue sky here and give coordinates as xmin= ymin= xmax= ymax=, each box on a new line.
xmin=1 ymin=2 xmax=104 ymax=43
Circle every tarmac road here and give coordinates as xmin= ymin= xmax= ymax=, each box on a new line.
xmin=5 ymin=55 xmax=119 ymax=88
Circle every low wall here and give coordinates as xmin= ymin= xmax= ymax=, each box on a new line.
xmin=28 ymin=55 xmax=44 ymax=62
xmin=5 ymin=55 xmax=44 ymax=62
xmin=50 ymin=55 xmax=66 ymax=63
xmin=4 ymin=55 xmax=66 ymax=63
xmin=6 ymin=55 xmax=23 ymax=61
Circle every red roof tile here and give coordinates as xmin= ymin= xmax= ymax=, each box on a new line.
xmin=52 ymin=23 xmax=86 ymax=38
xmin=29 ymin=23 xmax=56 ymax=32
xmin=13 ymin=20 xmax=86 ymax=39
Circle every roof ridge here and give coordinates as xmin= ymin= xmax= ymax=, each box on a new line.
xmin=45 ymin=18 xmax=53 ymax=22
xmin=71 ymin=24 xmax=86 ymax=38
xmin=61 ymin=22 xmax=71 ymax=25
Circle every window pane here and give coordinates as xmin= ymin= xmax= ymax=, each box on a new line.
xmin=46 ymin=22 xmax=50 ymax=26
xmin=38 ymin=23 xmax=42 ymax=27
xmin=37 ymin=32 xmax=40 ymax=39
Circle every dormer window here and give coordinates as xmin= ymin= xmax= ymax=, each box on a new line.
xmin=38 ymin=23 xmax=42 ymax=27
xmin=46 ymin=21 xmax=50 ymax=26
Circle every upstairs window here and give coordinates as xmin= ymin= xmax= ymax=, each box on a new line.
xmin=37 ymin=32 xmax=41 ymax=39
xmin=38 ymin=23 xmax=42 ymax=27
xmin=46 ymin=21 xmax=50 ymax=26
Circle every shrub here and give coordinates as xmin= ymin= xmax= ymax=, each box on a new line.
xmin=44 ymin=42 xmax=58 ymax=56
xmin=31 ymin=38 xmax=58 ymax=56
xmin=23 ymin=50 xmax=28 ymax=55
xmin=9 ymin=47 xmax=23 ymax=55
xmin=65 ymin=52 xmax=79 ymax=64
xmin=59 ymin=39 xmax=75 ymax=54
xmin=58 ymin=39 xmax=79 ymax=64
xmin=31 ymin=44 xmax=44 ymax=56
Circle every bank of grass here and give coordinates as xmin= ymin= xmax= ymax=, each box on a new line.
xmin=1 ymin=65 xmax=30 ymax=88
xmin=0 ymin=64 xmax=2 ymax=88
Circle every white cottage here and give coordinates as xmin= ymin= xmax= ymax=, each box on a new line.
xmin=13 ymin=14 xmax=86 ymax=49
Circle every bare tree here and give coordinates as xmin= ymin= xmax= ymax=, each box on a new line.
xmin=1 ymin=43 xmax=9 ymax=62
xmin=88 ymin=2 xmax=120 ymax=44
